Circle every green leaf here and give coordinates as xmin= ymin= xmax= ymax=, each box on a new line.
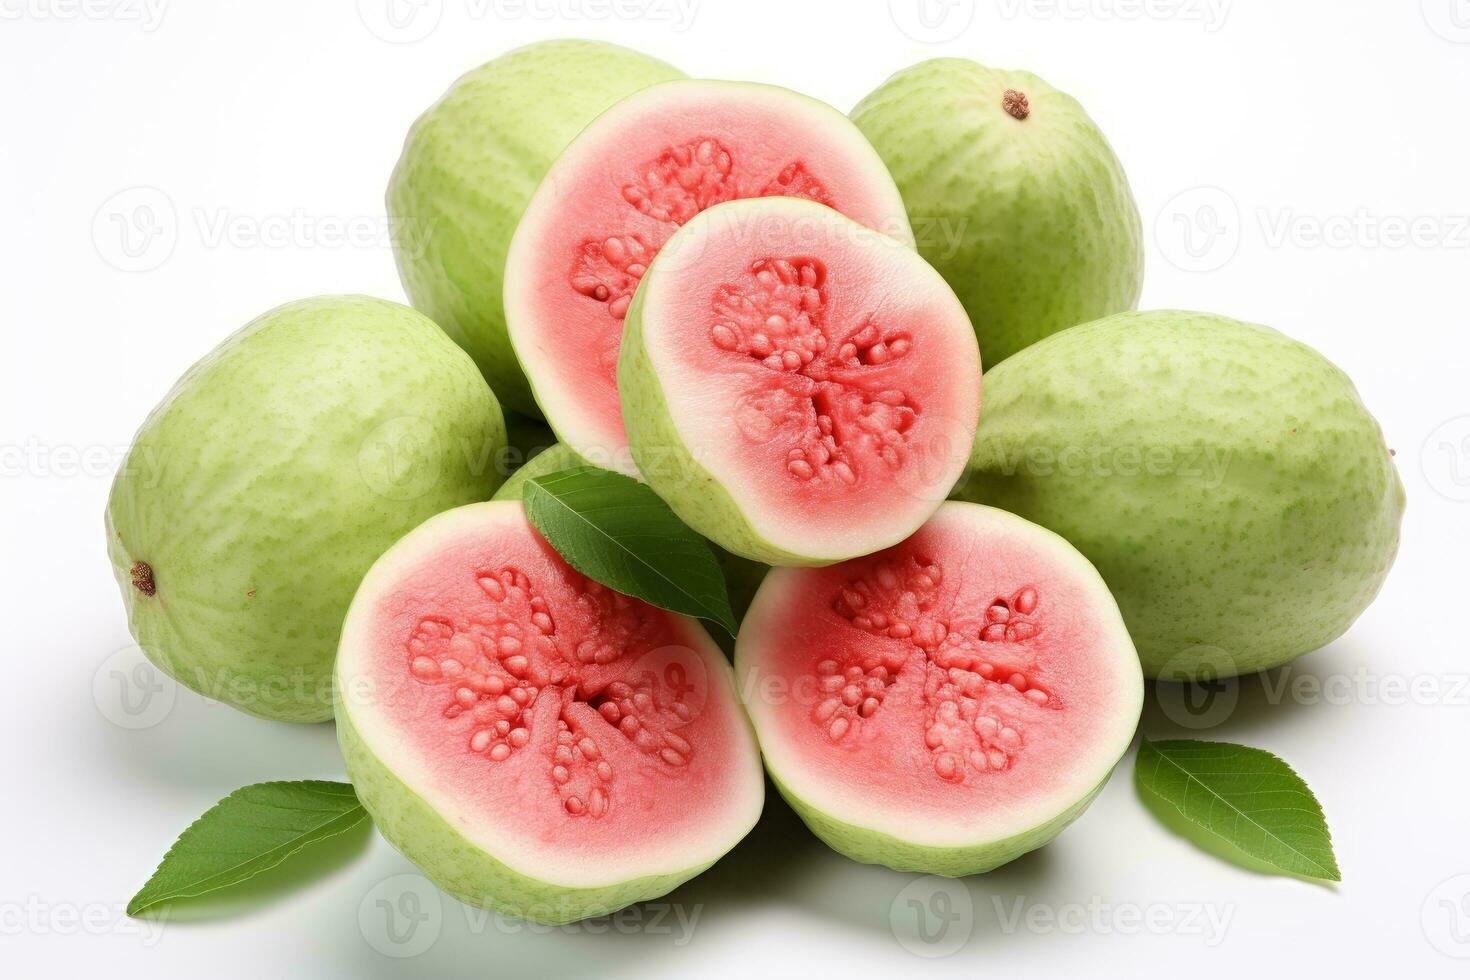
xmin=1135 ymin=738 xmax=1340 ymax=881
xmin=522 ymin=466 xmax=738 ymax=635
xmin=127 ymin=780 xmax=368 ymax=916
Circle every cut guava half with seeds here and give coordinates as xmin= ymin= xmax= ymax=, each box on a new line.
xmin=503 ymin=79 xmax=912 ymax=474
xmin=619 ymin=196 xmax=980 ymax=566
xmin=735 ymin=502 xmax=1142 ymax=875
xmin=335 ymin=501 xmax=763 ymax=924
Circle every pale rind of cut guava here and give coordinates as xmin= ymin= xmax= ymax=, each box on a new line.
xmin=952 ymin=310 xmax=1406 ymax=678
xmin=770 ymin=769 xmax=1107 ymax=877
xmin=736 ymin=502 xmax=1143 ymax=876
xmin=618 ymin=197 xmax=978 ymax=567
xmin=338 ymin=707 xmax=723 ymax=925
xmin=335 ymin=502 xmax=764 ymax=924
xmin=852 ymin=58 xmax=1143 ymax=366
xmin=388 ymin=40 xmax=684 ymax=417
xmin=105 ymin=296 xmax=506 ymax=723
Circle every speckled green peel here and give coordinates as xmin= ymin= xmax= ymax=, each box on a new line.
xmin=852 ymin=58 xmax=1143 ymax=365
xmin=106 ymin=296 xmax=506 ymax=722
xmin=388 ymin=40 xmax=684 ymax=416
xmin=770 ymin=767 xmax=1106 ymax=877
xmin=952 ymin=310 xmax=1406 ymax=677
xmin=337 ymin=706 xmax=710 ymax=924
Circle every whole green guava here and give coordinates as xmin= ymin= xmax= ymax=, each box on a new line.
xmin=388 ymin=40 xmax=684 ymax=416
xmin=106 ymin=296 xmax=507 ymax=722
xmin=851 ymin=58 xmax=1142 ymax=366
xmin=952 ymin=310 xmax=1405 ymax=678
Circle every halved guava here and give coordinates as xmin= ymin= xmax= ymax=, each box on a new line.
xmin=336 ymin=501 xmax=763 ymax=923
xmin=735 ymin=502 xmax=1142 ymax=875
xmin=503 ymin=79 xmax=913 ymax=473
xmin=619 ymin=197 xmax=980 ymax=566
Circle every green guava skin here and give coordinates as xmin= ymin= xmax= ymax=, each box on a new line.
xmin=105 ymin=296 xmax=507 ymax=723
xmin=952 ymin=311 xmax=1406 ymax=678
xmin=851 ymin=58 xmax=1143 ymax=366
xmin=492 ymin=443 xmax=768 ymax=646
xmin=336 ymin=707 xmax=713 ymax=924
xmin=771 ymin=769 xmax=1108 ymax=877
xmin=387 ymin=40 xmax=684 ymax=417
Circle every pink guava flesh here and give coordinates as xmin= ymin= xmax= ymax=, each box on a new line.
xmin=737 ymin=503 xmax=1142 ymax=846
xmin=504 ymin=80 xmax=912 ymax=470
xmin=340 ymin=503 xmax=761 ymax=882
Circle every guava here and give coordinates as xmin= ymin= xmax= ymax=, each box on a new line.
xmin=388 ymin=40 xmax=684 ymax=417
xmin=491 ymin=443 xmax=769 ymax=644
xmin=503 ymin=78 xmax=913 ymax=472
xmin=618 ymin=196 xmax=980 ymax=566
xmin=851 ymin=58 xmax=1143 ymax=366
xmin=105 ymin=296 xmax=506 ymax=723
xmin=952 ymin=310 xmax=1406 ymax=678
xmin=736 ymin=502 xmax=1142 ymax=875
xmin=335 ymin=501 xmax=763 ymax=923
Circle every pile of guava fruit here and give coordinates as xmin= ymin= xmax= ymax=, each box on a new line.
xmin=107 ymin=40 xmax=1403 ymax=924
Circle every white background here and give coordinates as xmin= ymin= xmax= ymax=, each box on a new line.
xmin=3 ymin=0 xmax=1468 ymax=976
